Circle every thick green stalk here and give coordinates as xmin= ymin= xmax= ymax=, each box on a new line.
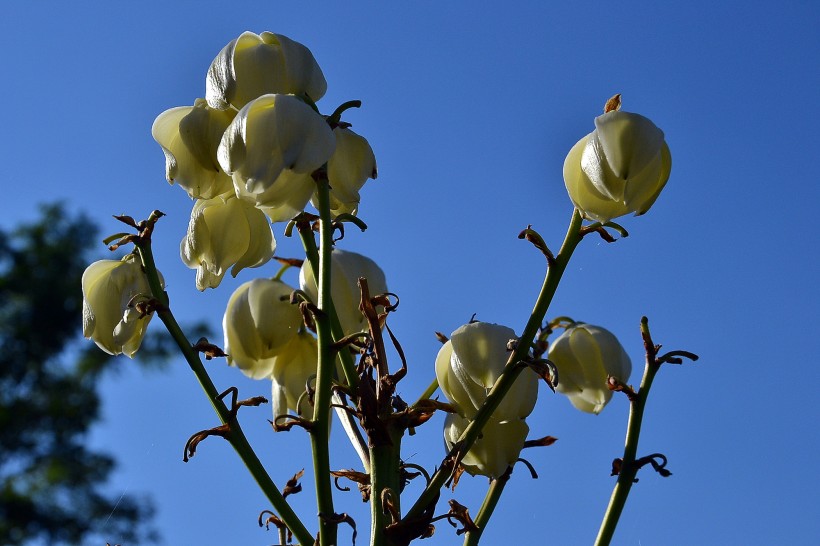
xmin=594 ymin=319 xmax=660 ymax=546
xmin=311 ymin=178 xmax=338 ymax=546
xmin=369 ymin=428 xmax=402 ymax=546
xmin=462 ymin=467 xmax=512 ymax=546
xmin=402 ymin=209 xmax=584 ymax=524
xmin=135 ymin=242 xmax=314 ymax=546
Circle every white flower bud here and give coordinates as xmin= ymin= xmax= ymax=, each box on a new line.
xmin=82 ymin=255 xmax=163 ymax=357
xmin=152 ymin=98 xmax=236 ymax=199
xmin=181 ymin=193 xmax=276 ymax=290
xmin=206 ymin=31 xmax=327 ymax=111
xmin=218 ymin=94 xmax=335 ymax=221
xmin=298 ymin=249 xmax=387 ymax=335
xmin=444 ymin=413 xmax=528 ymax=479
xmin=435 ymin=322 xmax=539 ymax=420
xmin=311 ymin=127 xmax=377 ymax=217
xmin=548 ymin=323 xmax=632 ymax=414
xmin=269 ymin=330 xmax=318 ymax=418
xmin=563 ymin=110 xmax=671 ymax=223
xmin=223 ymin=279 xmax=302 ymax=379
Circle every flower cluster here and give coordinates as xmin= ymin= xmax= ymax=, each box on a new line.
xmin=82 ymin=33 xmax=385 ymax=424
xmin=77 ymin=29 xmax=678 ymax=541
xmin=435 ymin=322 xmax=539 ymax=478
xmin=433 ymin=320 xmax=634 ymax=476
xmin=148 ymin=31 xmax=384 ymax=419
xmin=152 ymin=31 xmax=377 ymax=289
xmin=223 ymin=249 xmax=386 ymax=416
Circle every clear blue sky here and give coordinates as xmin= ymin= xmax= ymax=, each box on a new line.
xmin=2 ymin=1 xmax=818 ymax=544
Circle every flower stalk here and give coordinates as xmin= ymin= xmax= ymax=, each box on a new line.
xmin=593 ymin=317 xmax=695 ymax=545
xmin=134 ymin=238 xmax=314 ymax=546
xmin=296 ymin=214 xmax=371 ymax=472
xmin=402 ymin=209 xmax=584 ymax=527
xmin=462 ymin=466 xmax=512 ymax=546
xmin=311 ymin=175 xmax=338 ymax=546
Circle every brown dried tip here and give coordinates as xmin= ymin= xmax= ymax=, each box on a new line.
xmin=192 ymin=337 xmax=228 ymax=360
xmin=258 ymin=510 xmax=287 ymax=534
xmin=447 ymin=499 xmax=479 ymax=536
xmin=449 ymin=464 xmax=466 ymax=491
xmin=236 ymin=395 xmax=269 ymax=408
xmin=274 ymin=256 xmax=305 ymax=267
xmin=283 ymin=469 xmax=305 ymax=498
xmin=604 ymin=93 xmax=622 ymax=113
xmin=523 ymin=435 xmax=558 ymax=449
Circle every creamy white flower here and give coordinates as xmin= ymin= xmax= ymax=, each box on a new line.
xmin=311 ymin=127 xmax=377 ymax=217
xmin=299 ymin=248 xmax=388 ymax=335
xmin=207 ymin=31 xmax=327 ymax=111
xmin=444 ymin=413 xmax=528 ymax=479
xmin=82 ymin=254 xmax=163 ymax=357
xmin=152 ymin=98 xmax=236 ymax=199
xmin=435 ymin=322 xmax=539 ymax=420
xmin=218 ymin=94 xmax=335 ymax=220
xmin=181 ymin=193 xmax=276 ymax=290
xmin=563 ymin=110 xmax=671 ymax=223
xmin=223 ymin=278 xmax=302 ymax=379
xmin=269 ymin=330 xmax=318 ymax=418
xmin=548 ymin=323 xmax=632 ymax=414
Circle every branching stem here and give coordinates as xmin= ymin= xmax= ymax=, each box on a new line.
xmin=402 ymin=209 xmax=584 ymax=525
xmin=594 ymin=317 xmax=662 ymax=546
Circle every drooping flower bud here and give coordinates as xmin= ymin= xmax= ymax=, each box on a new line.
xmin=548 ymin=323 xmax=632 ymax=414
xmin=218 ymin=94 xmax=335 ymax=222
xmin=223 ymin=278 xmax=302 ymax=379
xmin=435 ymin=322 xmax=538 ymax=420
xmin=312 ymin=127 xmax=377 ymax=217
xmin=269 ymin=330 xmax=318 ymax=418
xmin=563 ymin=103 xmax=671 ymax=223
xmin=298 ymin=248 xmax=388 ymax=335
xmin=181 ymin=193 xmax=276 ymax=290
xmin=152 ymin=98 xmax=236 ymax=199
xmin=206 ymin=31 xmax=327 ymax=111
xmin=443 ymin=413 xmax=528 ymax=479
xmin=82 ymin=254 xmax=163 ymax=357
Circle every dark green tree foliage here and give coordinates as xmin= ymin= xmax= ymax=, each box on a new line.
xmin=0 ymin=205 xmax=163 ymax=545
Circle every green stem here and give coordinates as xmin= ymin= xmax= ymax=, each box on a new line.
xmin=403 ymin=209 xmax=584 ymax=524
xmin=135 ymin=242 xmax=314 ymax=546
xmin=462 ymin=467 xmax=512 ymax=546
xmin=412 ymin=377 xmax=439 ymax=407
xmin=297 ymin=218 xmax=370 ymax=471
xmin=296 ymin=221 xmax=359 ymax=389
xmin=594 ymin=318 xmax=661 ymax=546
xmin=312 ymin=177 xmax=338 ymax=546
xmin=273 ymin=262 xmax=290 ymax=281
